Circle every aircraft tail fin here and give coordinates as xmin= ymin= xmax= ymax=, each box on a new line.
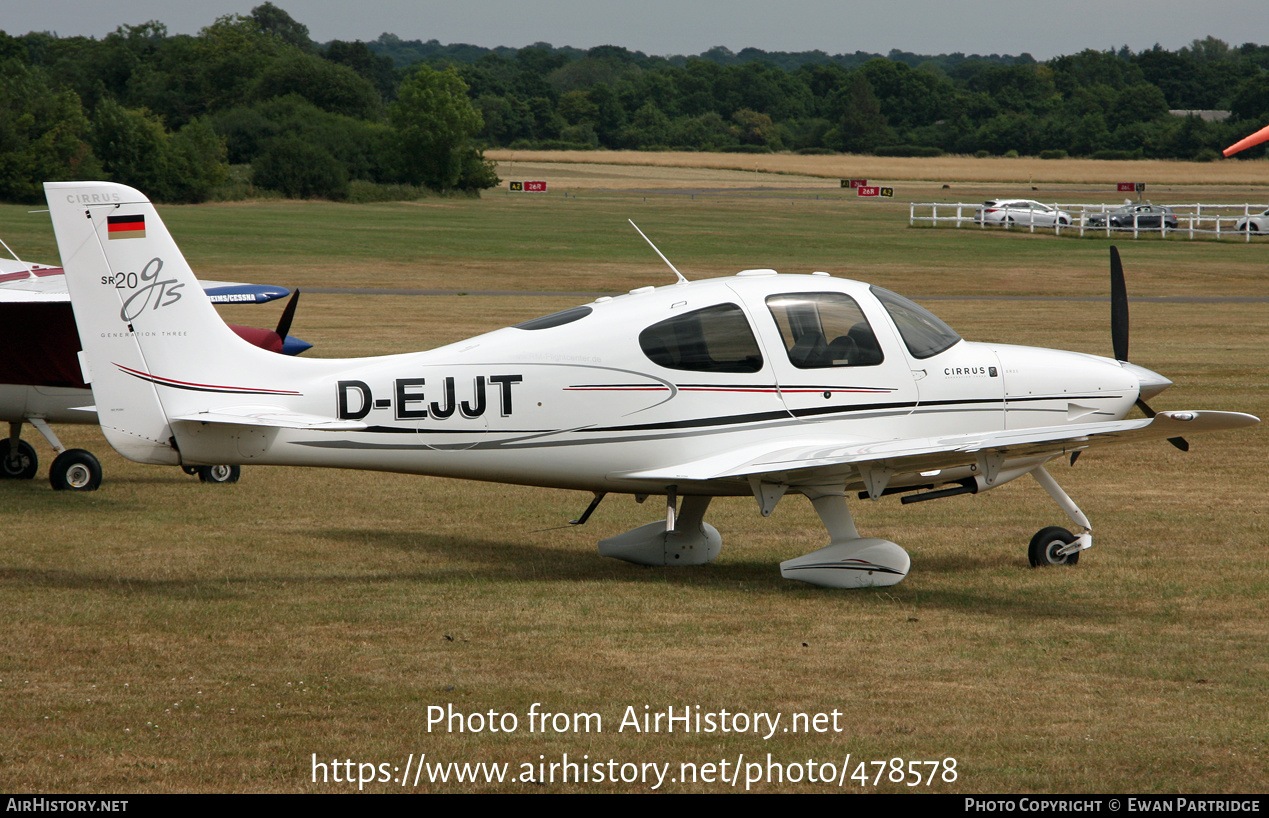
xmin=45 ymin=182 xmax=290 ymax=465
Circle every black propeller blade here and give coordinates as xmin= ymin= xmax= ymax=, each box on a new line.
xmin=275 ymin=289 xmax=300 ymax=340
xmin=1109 ymin=247 xmax=1187 ymax=451
xmin=1110 ymin=246 xmax=1129 ymax=362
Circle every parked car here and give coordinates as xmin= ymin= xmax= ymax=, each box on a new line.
xmin=1233 ymin=208 xmax=1269 ymax=232
xmin=973 ymin=199 xmax=1073 ymax=227
xmin=1086 ymin=204 xmax=1179 ymax=230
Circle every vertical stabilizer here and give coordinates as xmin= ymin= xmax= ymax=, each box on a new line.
xmin=45 ymin=182 xmax=280 ymax=465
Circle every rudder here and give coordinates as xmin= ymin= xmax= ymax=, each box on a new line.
xmin=45 ymin=181 xmax=272 ymax=465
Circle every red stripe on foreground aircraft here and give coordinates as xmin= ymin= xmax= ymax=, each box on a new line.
xmin=44 ymin=182 xmax=1258 ymax=588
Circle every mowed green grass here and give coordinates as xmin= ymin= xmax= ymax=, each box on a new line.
xmin=0 ymin=166 xmax=1266 ymax=792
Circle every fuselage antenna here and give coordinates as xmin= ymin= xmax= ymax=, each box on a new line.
xmin=629 ymin=220 xmax=688 ymax=284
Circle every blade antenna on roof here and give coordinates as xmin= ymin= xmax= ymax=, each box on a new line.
xmin=629 ymin=220 xmax=688 ymax=284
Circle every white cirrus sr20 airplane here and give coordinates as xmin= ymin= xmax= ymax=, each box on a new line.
xmin=45 ymin=181 xmax=1258 ymax=588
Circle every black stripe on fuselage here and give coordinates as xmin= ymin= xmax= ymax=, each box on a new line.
xmin=294 ymin=393 xmax=1123 ymax=452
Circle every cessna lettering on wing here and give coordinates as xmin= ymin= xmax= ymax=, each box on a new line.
xmin=337 ymin=375 xmax=523 ymax=421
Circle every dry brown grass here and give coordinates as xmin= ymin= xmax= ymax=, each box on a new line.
xmin=489 ymin=149 xmax=1269 ymax=189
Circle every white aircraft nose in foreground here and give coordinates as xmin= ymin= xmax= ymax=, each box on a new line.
xmin=46 ymin=181 xmax=1258 ymax=588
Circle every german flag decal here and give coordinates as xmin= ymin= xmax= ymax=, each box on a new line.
xmin=107 ymin=214 xmax=145 ymax=240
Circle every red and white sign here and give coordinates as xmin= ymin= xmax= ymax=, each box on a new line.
xmin=509 ymin=180 xmax=548 ymax=192
xmin=1117 ymin=182 xmax=1137 ymax=192
xmin=857 ymin=186 xmax=880 ymax=197
xmin=847 ymin=179 xmax=869 ymax=188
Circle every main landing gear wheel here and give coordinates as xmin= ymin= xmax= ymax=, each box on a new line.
xmin=198 ymin=465 xmax=240 ymax=484
xmin=1028 ymin=526 xmax=1079 ymax=567
xmin=49 ymin=449 xmax=102 ymax=492
xmin=0 ymin=439 xmax=38 ymax=480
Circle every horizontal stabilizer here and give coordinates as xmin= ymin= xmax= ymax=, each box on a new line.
xmin=172 ymin=406 xmax=366 ymax=431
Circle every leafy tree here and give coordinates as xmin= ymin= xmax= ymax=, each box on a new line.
xmin=0 ymin=61 xmax=101 ymax=203
xmin=215 ymin=95 xmax=392 ymax=182
xmin=249 ymin=52 xmax=381 ymax=118
xmin=824 ymin=72 xmax=893 ymax=153
xmin=1231 ymin=75 xmax=1269 ymax=122
xmin=666 ymin=112 xmax=736 ymax=149
xmin=91 ymin=98 xmax=226 ymax=202
xmin=186 ymin=14 xmax=283 ymax=118
xmin=1107 ymin=84 xmax=1169 ymax=130
xmin=252 ymin=135 xmax=348 ymax=198
xmin=91 ymin=98 xmax=171 ymax=193
xmin=323 ymin=40 xmax=398 ymax=100
xmin=1182 ymin=36 xmax=1233 ymax=64
xmin=558 ymin=90 xmax=599 ymax=125
xmin=1050 ymin=49 xmax=1143 ymax=95
xmin=585 ymin=83 xmax=627 ymax=145
xmin=618 ymin=102 xmax=671 ymax=147
xmin=1134 ymin=46 xmax=1205 ymax=108
xmin=165 ymin=117 xmax=228 ymax=201
xmin=250 ymin=2 xmax=313 ymax=51
xmin=858 ymin=58 xmax=956 ymax=131
xmin=389 ymin=65 xmax=495 ymax=191
xmin=731 ymin=108 xmax=780 ymax=148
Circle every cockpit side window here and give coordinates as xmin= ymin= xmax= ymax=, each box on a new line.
xmin=639 ymin=303 xmax=763 ymax=373
xmin=870 ymin=285 xmax=961 ymax=359
xmin=765 ymin=292 xmax=884 ymax=368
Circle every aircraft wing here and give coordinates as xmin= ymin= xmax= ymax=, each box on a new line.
xmin=613 ymin=410 xmax=1258 ymax=486
xmin=0 ymin=260 xmax=290 ymax=304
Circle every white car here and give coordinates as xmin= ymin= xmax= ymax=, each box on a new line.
xmin=1233 ymin=208 xmax=1269 ymax=232
xmin=974 ymin=199 xmax=1073 ymax=227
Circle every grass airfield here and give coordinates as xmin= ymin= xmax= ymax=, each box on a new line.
xmin=1 ymin=154 xmax=1266 ymax=793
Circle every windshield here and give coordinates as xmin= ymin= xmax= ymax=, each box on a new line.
xmin=871 ymin=286 xmax=961 ymax=359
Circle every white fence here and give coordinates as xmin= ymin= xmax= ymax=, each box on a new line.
xmin=909 ymin=202 xmax=1269 ymax=241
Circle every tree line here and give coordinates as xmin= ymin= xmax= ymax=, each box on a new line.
xmin=437 ymin=34 xmax=1269 ymax=161
xmin=3 ymin=3 xmax=1268 ymax=204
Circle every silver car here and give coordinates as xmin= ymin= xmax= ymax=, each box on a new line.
xmin=1234 ymin=208 xmax=1269 ymax=232
xmin=973 ymin=199 xmax=1073 ymax=227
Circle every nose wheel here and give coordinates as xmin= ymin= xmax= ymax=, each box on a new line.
xmin=1028 ymin=526 xmax=1080 ymax=567
xmin=1028 ymin=466 xmax=1092 ymax=568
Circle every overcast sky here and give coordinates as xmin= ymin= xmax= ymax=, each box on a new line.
xmin=5 ymin=0 xmax=1268 ymax=60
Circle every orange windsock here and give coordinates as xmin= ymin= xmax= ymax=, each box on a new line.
xmin=1223 ymin=123 xmax=1269 ymax=157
